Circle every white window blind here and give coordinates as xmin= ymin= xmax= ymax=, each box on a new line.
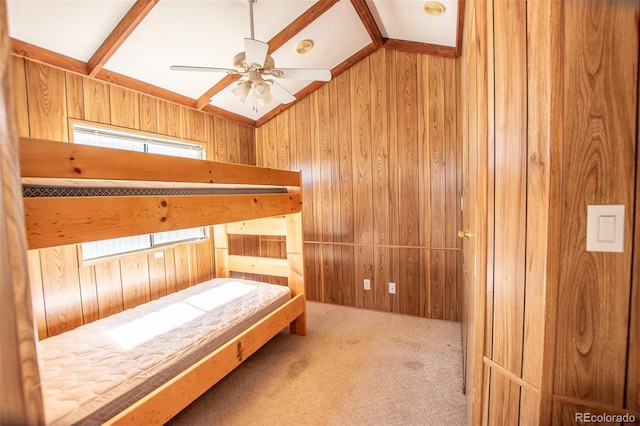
xmin=74 ymin=123 xmax=206 ymax=262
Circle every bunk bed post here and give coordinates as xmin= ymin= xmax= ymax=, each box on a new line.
xmin=213 ymin=224 xmax=230 ymax=277
xmin=0 ymin=3 xmax=45 ymax=423
xmin=286 ymin=211 xmax=306 ymax=335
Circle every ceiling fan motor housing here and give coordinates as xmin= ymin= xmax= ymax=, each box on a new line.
xmin=233 ymin=52 xmax=275 ymax=73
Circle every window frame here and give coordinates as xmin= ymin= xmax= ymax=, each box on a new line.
xmin=68 ymin=120 xmax=210 ymax=265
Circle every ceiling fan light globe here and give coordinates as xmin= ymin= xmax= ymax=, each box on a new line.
xmin=231 ymin=81 xmax=251 ymax=102
xmin=252 ymin=81 xmax=271 ymax=100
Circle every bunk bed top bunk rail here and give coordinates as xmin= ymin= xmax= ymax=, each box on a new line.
xmin=19 ymin=137 xmax=302 ymax=250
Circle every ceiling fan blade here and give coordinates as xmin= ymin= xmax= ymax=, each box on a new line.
xmin=272 ymin=68 xmax=332 ymax=82
xmin=269 ymin=80 xmax=296 ymax=104
xmin=244 ymin=38 xmax=268 ymax=68
xmin=170 ymin=65 xmax=238 ymax=74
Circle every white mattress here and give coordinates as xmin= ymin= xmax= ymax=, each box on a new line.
xmin=37 ymin=278 xmax=290 ymax=425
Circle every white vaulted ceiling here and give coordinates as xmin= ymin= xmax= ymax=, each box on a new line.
xmin=7 ymin=0 xmax=464 ymax=126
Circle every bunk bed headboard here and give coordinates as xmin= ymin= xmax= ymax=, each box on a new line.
xmin=214 ymin=214 xmax=305 ymax=334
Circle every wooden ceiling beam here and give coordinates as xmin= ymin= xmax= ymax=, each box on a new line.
xmin=87 ymin=0 xmax=159 ymax=77
xmin=12 ymin=39 xmax=88 ymax=75
xmin=266 ymin=0 xmax=340 ymax=54
xmin=195 ymin=0 xmax=339 ymax=111
xmin=350 ymin=0 xmax=384 ymax=48
xmin=382 ymin=39 xmax=458 ymax=59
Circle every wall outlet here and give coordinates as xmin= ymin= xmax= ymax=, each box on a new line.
xmin=389 ymin=282 xmax=396 ymax=294
xmin=364 ymin=278 xmax=371 ymax=290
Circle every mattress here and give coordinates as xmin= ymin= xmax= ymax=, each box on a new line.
xmin=37 ymin=277 xmax=291 ymax=426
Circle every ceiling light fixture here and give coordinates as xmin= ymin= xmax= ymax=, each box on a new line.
xmin=232 ymin=73 xmax=275 ymax=112
xmin=296 ymin=39 xmax=314 ymax=54
xmin=231 ymin=80 xmax=251 ymax=103
xmin=423 ymin=1 xmax=446 ymax=16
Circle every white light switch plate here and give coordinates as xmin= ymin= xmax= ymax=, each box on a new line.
xmin=586 ymin=205 xmax=625 ymax=253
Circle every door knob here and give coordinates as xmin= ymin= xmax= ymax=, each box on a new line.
xmin=458 ymin=229 xmax=471 ymax=239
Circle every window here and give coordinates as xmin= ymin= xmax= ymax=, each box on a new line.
xmin=73 ymin=123 xmax=206 ymax=262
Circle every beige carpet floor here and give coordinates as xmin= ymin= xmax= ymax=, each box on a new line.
xmin=168 ymin=301 xmax=466 ymax=426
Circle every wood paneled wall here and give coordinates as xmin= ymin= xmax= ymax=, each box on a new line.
xmin=551 ymin=0 xmax=638 ymax=419
xmin=256 ymin=48 xmax=461 ymax=320
xmin=465 ymin=0 xmax=640 ymax=423
xmin=13 ymin=57 xmax=256 ymax=339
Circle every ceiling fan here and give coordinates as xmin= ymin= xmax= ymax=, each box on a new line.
xmin=170 ymin=0 xmax=332 ymax=111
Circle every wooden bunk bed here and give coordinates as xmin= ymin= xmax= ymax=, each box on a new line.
xmin=19 ymin=137 xmax=306 ymax=425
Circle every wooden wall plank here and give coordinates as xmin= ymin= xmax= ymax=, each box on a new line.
xmin=95 ymin=260 xmax=124 ymax=318
xmin=211 ymin=116 xmax=227 ymax=162
xmin=399 ymin=247 xmax=419 ymax=316
xmin=148 ymin=251 xmax=168 ymax=299
xmin=175 ymin=245 xmax=196 ymax=290
xmin=387 ymin=49 xmax=400 ymax=248
xmin=310 ymin=91 xmax=323 ymax=244
xmin=488 ymin=373 xmax=521 ymax=425
xmin=259 ymin=116 xmax=277 ymax=168
xmin=82 ymin=77 xmax=111 ymax=124
xmin=78 ymin=264 xmax=99 ymax=325
xmin=336 ymin=70 xmax=354 ymax=245
xmin=322 ymin=244 xmax=336 ymax=303
xmin=350 ymin=57 xmax=373 ymax=246
xmin=426 ymin=55 xmax=447 ymax=246
xmin=303 ymin=243 xmax=320 ymax=302
xmin=444 ymin=59 xmax=460 ymax=252
xmin=317 ymin=85 xmax=333 ymax=246
xmin=120 ymin=255 xmax=151 ymax=310
xmin=164 ymin=249 xmax=178 ymax=295
xmin=396 ymin=51 xmax=418 ymax=248
xmin=39 ymin=246 xmax=82 ymax=335
xmin=239 ymin=124 xmax=254 ymax=165
xmin=12 ymin=57 xmax=29 ymax=136
xmin=65 ymin=73 xmax=85 ymax=120
xmin=110 ymin=85 xmax=140 ymax=129
xmin=373 ymin=246 xmax=389 ymax=311
xmin=295 ymin=97 xmax=315 ymax=242
xmin=275 ymin=111 xmax=291 ymax=170
xmin=26 ymin=250 xmax=47 ymax=339
xmin=139 ymin=94 xmax=157 ymax=133
xmin=328 ymin=74 xmax=341 ymax=247
xmin=491 ymin=0 xmax=527 ymax=380
xmin=25 ymin=61 xmax=68 ymax=141
xmin=429 ymin=249 xmax=445 ymax=319
xmin=444 ymin=251 xmax=459 ymax=321
xmin=370 ymin=48 xmax=389 ymax=249
xmin=355 ymin=246 xmax=374 ymax=310
xmin=195 ymin=240 xmax=214 ymax=283
xmin=185 ymin=107 xmax=203 ymax=141
xmin=389 ymin=247 xmax=400 ymax=313
xmin=225 ymin=121 xmax=241 ymax=164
